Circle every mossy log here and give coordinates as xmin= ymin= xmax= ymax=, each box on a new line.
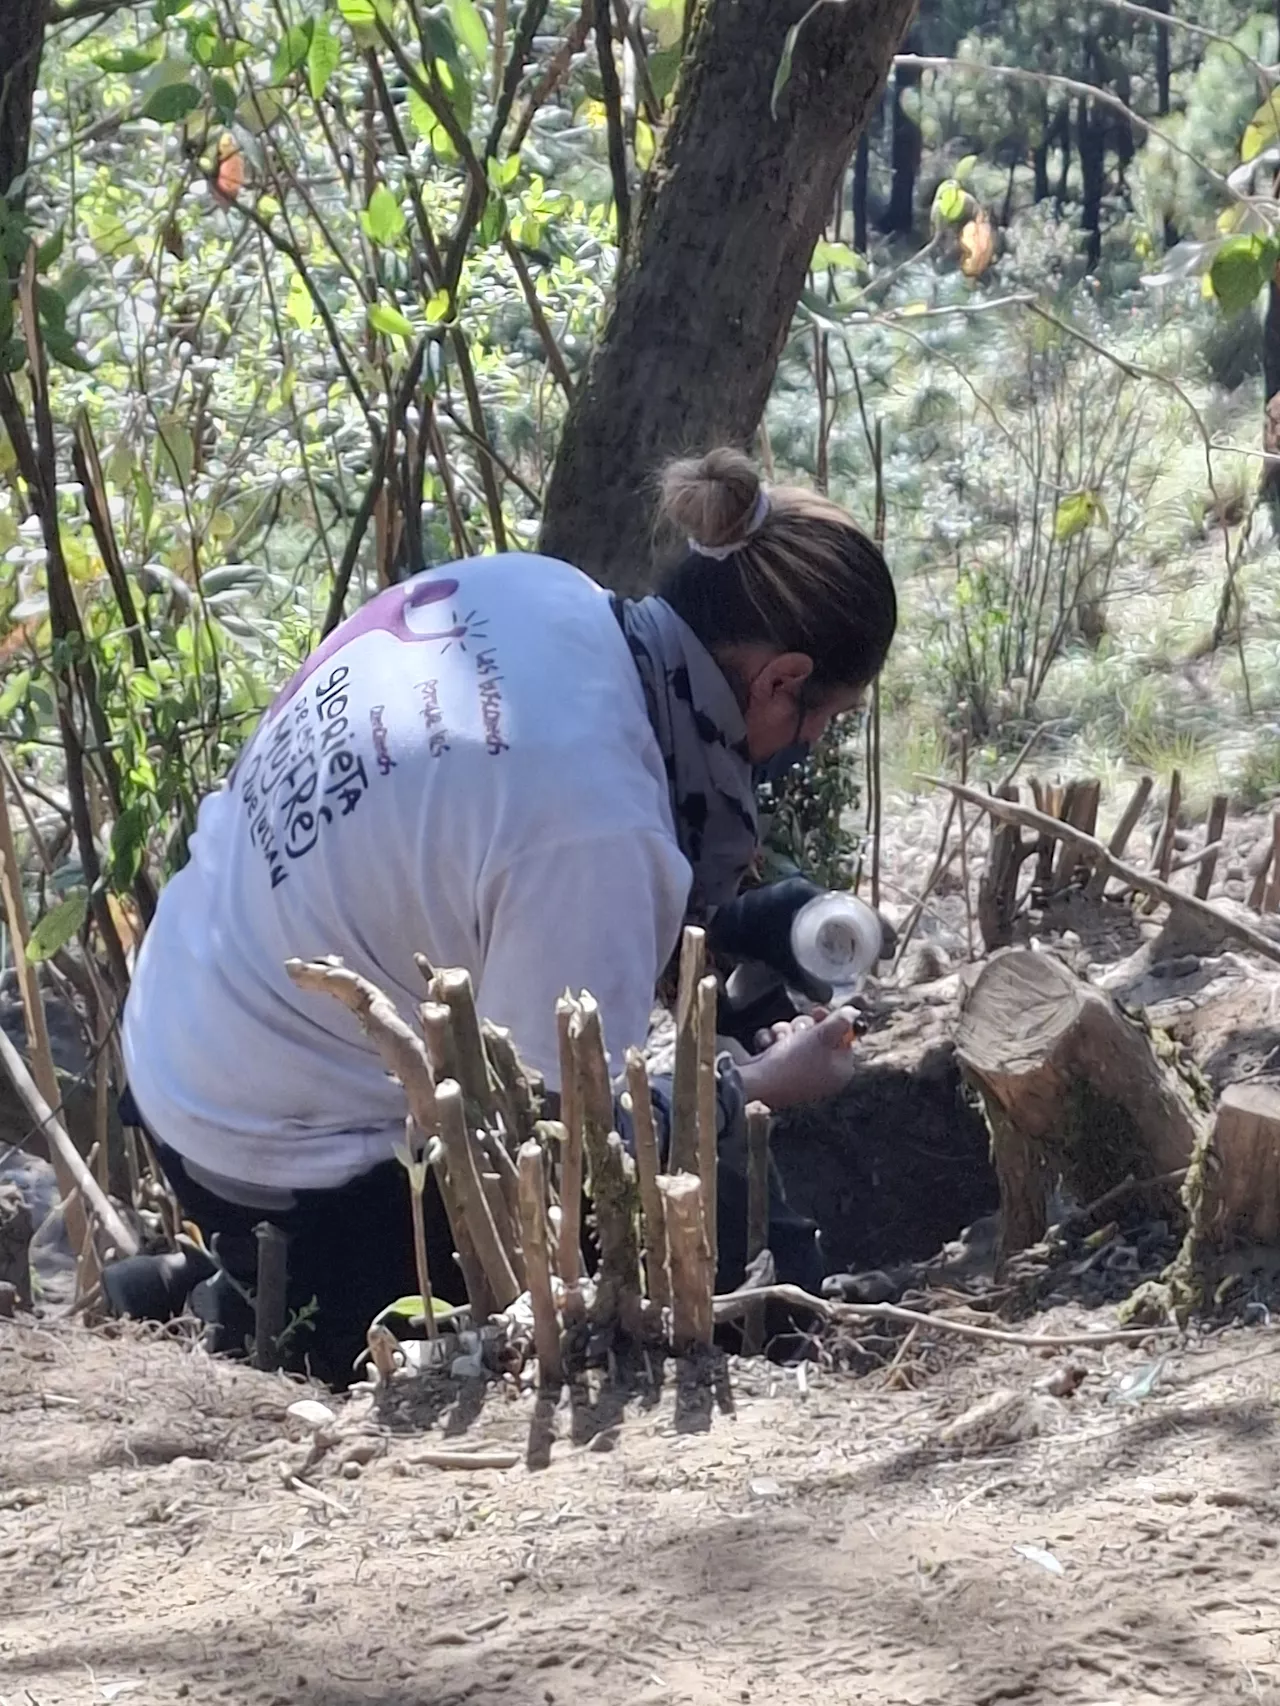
xmin=955 ymin=950 xmax=1206 ymax=1261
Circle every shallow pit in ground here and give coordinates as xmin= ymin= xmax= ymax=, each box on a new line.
xmin=773 ymin=1022 xmax=998 ymax=1276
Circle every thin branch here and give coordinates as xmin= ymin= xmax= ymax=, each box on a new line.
xmin=594 ymin=0 xmax=631 ymax=263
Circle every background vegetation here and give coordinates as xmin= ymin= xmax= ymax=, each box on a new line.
xmin=4 ymin=0 xmax=1280 ymax=1053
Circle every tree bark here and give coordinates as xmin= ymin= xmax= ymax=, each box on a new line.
xmin=1206 ymin=1084 xmax=1280 ymax=1246
xmin=0 ymin=0 xmax=44 ymax=207
xmin=853 ymin=130 xmax=870 ymax=254
xmin=955 ymin=950 xmax=1205 ymax=1259
xmin=880 ymin=46 xmax=920 ymax=234
xmin=1262 ymin=223 xmax=1280 ymax=514
xmin=538 ymin=0 xmax=917 ymax=591
xmin=1077 ymin=95 xmax=1105 ymax=269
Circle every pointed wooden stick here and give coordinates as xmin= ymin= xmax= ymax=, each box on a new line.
xmin=1086 ymin=774 xmax=1154 ymax=900
xmin=657 ymin=1172 xmax=712 ymax=1353
xmin=430 ymin=1147 xmax=494 ymax=1321
xmin=696 ymin=974 xmax=719 ymax=1273
xmin=481 ymin=1168 xmax=525 ymax=1289
xmin=1195 ymin=793 xmax=1229 ymax=901
xmin=435 ymin=1080 xmax=520 ymax=1310
xmin=572 ymin=994 xmax=642 ymax=1329
xmin=625 ymin=1048 xmax=669 ymax=1312
xmin=921 ymin=781 xmax=1280 ymax=967
xmin=669 ymin=926 xmax=705 ymax=1174
xmin=432 ymin=969 xmax=496 ymax=1122
xmin=1143 ymin=769 xmax=1182 ymax=913
xmin=404 ymin=1118 xmax=438 ymax=1340
xmin=518 ymin=1140 xmax=564 ymax=1388
xmin=744 ymin=1102 xmax=771 ymax=1358
xmin=555 ymin=996 xmax=583 ymax=1283
xmin=1266 ymin=813 xmax=1280 ymax=916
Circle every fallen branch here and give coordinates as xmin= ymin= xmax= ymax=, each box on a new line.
xmin=711 ymin=1281 xmax=1180 ymax=1346
xmin=924 ymin=778 xmax=1280 ymax=967
xmin=0 ymin=1026 xmax=137 ymax=1258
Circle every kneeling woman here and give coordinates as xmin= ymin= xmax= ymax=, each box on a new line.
xmin=119 ymin=448 xmax=897 ymax=1381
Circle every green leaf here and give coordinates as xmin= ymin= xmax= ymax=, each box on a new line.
xmin=142 ymin=81 xmax=202 ymax=122
xmin=1208 ymin=233 xmax=1275 ymax=316
xmin=493 ymin=153 xmax=521 ymax=188
xmin=1053 ymin=489 xmax=1099 ymax=542
xmin=338 ymin=0 xmax=376 ymax=21
xmin=368 ymin=301 xmax=416 ymax=341
xmin=26 ymin=891 xmax=89 ymax=964
xmin=811 ymin=239 xmax=866 ymax=273
xmin=407 ymin=86 xmax=458 ymax=160
xmin=770 ymin=19 xmax=802 ymax=119
xmin=0 ymin=669 xmax=31 ymax=721
xmin=954 ymin=153 xmax=978 ymax=181
xmin=211 ymin=75 xmax=237 ymax=122
xmin=425 ymin=288 xmax=452 ymax=323
xmin=931 ymin=179 xmax=968 ymax=226
xmin=158 ymin=419 xmax=195 ymax=486
xmin=307 ymin=22 xmax=342 ymax=99
xmin=362 ymin=183 xmax=406 ymax=246
xmin=1242 ymin=91 xmax=1280 ymax=163
xmin=285 ymin=268 xmax=316 ymax=331
xmin=372 ymin=1294 xmax=459 ymax=1327
xmin=478 ymin=191 xmax=505 ymax=246
xmin=108 ymin=804 xmax=150 ymax=892
xmin=448 ymin=0 xmax=488 ymax=63
xmin=94 ymin=44 xmax=165 ymax=73
xmin=271 ymin=20 xmax=313 ymax=83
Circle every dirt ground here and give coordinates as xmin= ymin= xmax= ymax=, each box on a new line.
xmin=6 ymin=1311 xmax=1280 ymax=1706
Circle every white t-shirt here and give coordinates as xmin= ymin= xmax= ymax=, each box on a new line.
xmin=122 ymin=555 xmax=692 ymax=1191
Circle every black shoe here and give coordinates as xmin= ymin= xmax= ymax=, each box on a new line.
xmin=101 ymin=1239 xmax=217 ymax=1323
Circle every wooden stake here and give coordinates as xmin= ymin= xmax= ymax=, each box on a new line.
xmin=1195 ymin=793 xmax=1229 ymax=901
xmin=430 ymin=1148 xmax=494 ymax=1321
xmin=481 ymin=1168 xmax=525 ymax=1289
xmin=1265 ymin=812 xmax=1280 ymax=915
xmin=477 ymin=1126 xmax=522 ymax=1243
xmin=405 ymin=1125 xmax=438 ymax=1341
xmin=744 ymin=1102 xmax=771 ymax=1359
xmin=572 ymin=995 xmax=642 ymax=1328
xmin=657 ymin=1173 xmax=712 ymax=1353
xmin=669 ymin=926 xmax=706 ymax=1175
xmin=555 ymin=997 xmax=583 ymax=1284
xmin=435 ymin=1080 xmax=520 ymax=1310
xmin=433 ymin=968 xmax=496 ymax=1123
xmin=1143 ymin=768 xmax=1182 ymax=913
xmin=923 ymin=781 xmax=1280 ymax=968
xmin=482 ymin=1021 xmax=539 ymax=1147
xmin=695 ymin=974 xmax=719 ymax=1273
xmin=625 ymin=1048 xmax=669 ymax=1312
xmin=517 ymin=1140 xmax=564 ymax=1388
xmin=1085 ymin=774 xmax=1154 ymax=900
xmin=1050 ymin=777 xmax=1101 ymax=893
xmin=253 ymin=1221 xmax=289 ymax=1372
xmin=1249 ymin=825 xmax=1275 ymax=912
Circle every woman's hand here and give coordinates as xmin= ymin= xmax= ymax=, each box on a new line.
xmin=737 ymin=1007 xmax=857 ymax=1111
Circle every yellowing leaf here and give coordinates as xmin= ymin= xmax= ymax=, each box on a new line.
xmin=286 ymin=269 xmax=315 ymax=331
xmin=368 ymin=301 xmax=415 ymax=341
xmin=635 ymin=118 xmax=655 ymax=171
xmin=1241 ymin=91 xmax=1280 ymax=163
xmin=811 ymin=239 xmax=866 ymax=273
xmin=954 ymin=153 xmax=978 ymax=180
xmin=425 ymin=289 xmax=452 ymax=323
xmin=1053 ymin=489 xmax=1099 ymax=542
xmin=959 ymin=212 xmax=995 ymax=278
xmin=1208 ymin=232 xmax=1274 ymax=316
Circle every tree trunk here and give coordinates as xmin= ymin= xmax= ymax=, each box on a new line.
xmin=538 ymin=0 xmax=916 ymax=592
xmin=0 ymin=0 xmax=44 ymax=207
xmin=1262 ymin=228 xmax=1280 ymax=515
xmin=1054 ymin=102 xmax=1072 ymax=212
xmin=880 ymin=48 xmax=920 ymax=235
xmin=1206 ymin=1084 xmax=1280 ymax=1246
xmin=1077 ymin=96 xmax=1105 ymax=269
xmin=853 ymin=130 xmax=870 ymax=254
xmin=955 ymin=950 xmax=1205 ymax=1260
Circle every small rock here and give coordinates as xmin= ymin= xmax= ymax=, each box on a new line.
xmin=341 ymin=1460 xmax=362 ymax=1480
xmin=286 ymin=1399 xmax=336 ymax=1432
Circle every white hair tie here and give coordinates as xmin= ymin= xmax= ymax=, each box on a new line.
xmin=688 ymin=489 xmax=771 ymax=561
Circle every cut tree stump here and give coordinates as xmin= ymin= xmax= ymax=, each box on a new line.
xmin=955 ymin=950 xmax=1206 ymax=1259
xmin=1205 ymin=1083 xmax=1280 ymax=1244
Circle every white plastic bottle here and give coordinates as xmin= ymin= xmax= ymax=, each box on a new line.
xmin=788 ymin=891 xmax=884 ymax=1003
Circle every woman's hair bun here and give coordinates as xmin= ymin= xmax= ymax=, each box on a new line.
xmin=659 ymin=448 xmax=761 ymax=552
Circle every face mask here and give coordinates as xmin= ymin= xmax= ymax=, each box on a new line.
xmin=754 ymin=740 xmax=811 ymax=786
